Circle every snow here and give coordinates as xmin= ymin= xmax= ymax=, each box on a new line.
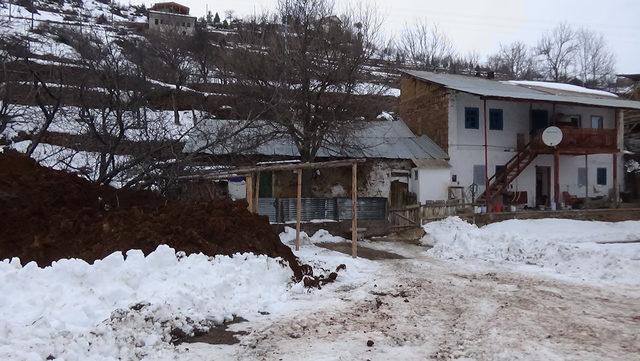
xmin=507 ymin=80 xmax=618 ymax=98
xmin=422 ymin=217 xmax=640 ymax=285
xmin=0 ymin=246 xmax=295 ymax=360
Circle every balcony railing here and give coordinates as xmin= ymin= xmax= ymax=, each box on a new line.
xmin=531 ymin=127 xmax=618 ymax=154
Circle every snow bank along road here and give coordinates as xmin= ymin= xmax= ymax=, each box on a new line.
xmin=1 ymin=220 xmax=640 ymax=360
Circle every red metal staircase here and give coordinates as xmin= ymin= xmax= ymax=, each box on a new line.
xmin=478 ymin=140 xmax=538 ymax=204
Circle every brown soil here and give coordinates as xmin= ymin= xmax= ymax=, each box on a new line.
xmin=0 ymin=151 xmax=303 ymax=279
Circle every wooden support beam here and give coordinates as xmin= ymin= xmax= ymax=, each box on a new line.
xmin=254 ymin=171 xmax=260 ymax=212
xmin=351 ymin=162 xmax=358 ymax=258
xmin=180 ymin=159 xmax=367 ymax=180
xmin=295 ymin=169 xmax=302 ymax=251
xmin=613 ymin=153 xmax=618 ymax=208
xmin=554 ymin=150 xmax=560 ymax=208
xmin=246 ymin=174 xmax=254 ymax=213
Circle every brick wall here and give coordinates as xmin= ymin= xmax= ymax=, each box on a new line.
xmin=399 ymin=75 xmax=450 ymax=150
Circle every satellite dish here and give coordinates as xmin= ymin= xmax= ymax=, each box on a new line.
xmin=542 ymin=126 xmax=563 ymax=147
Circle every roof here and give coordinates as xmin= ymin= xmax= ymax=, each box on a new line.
xmin=150 ymin=2 xmax=190 ymax=15
xmin=184 ymin=119 xmax=449 ymax=161
xmin=619 ymin=74 xmax=640 ymax=82
xmin=402 ymin=70 xmax=640 ymax=110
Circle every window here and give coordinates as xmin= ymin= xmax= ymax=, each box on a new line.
xmin=413 ymin=170 xmax=419 ymax=180
xmin=182 ymin=22 xmax=186 ymax=27
xmin=154 ymin=18 xmax=159 ymax=25
xmin=489 ymin=109 xmax=504 ymax=130
xmin=597 ymin=168 xmax=607 ymax=185
xmin=452 ymin=174 xmax=457 ymax=182
xmin=567 ymin=114 xmax=581 ymax=127
xmin=578 ymin=168 xmax=587 ymax=187
xmin=160 ymin=19 xmax=164 ymax=24
xmin=465 ymin=107 xmax=480 ymax=129
xmin=591 ymin=115 xmax=604 ymax=129
xmin=473 ymin=165 xmax=486 ymax=185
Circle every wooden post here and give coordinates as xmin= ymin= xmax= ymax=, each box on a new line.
xmin=613 ymin=153 xmax=618 ymax=208
xmin=246 ymin=174 xmax=254 ymax=213
xmin=554 ymin=149 xmax=560 ymax=208
xmin=254 ymin=171 xmax=261 ymax=213
xmin=295 ymin=169 xmax=302 ymax=251
xmin=352 ymin=162 xmax=358 ymax=258
xmin=585 ymin=154 xmax=589 ymax=204
xmin=483 ymin=99 xmax=490 ymax=212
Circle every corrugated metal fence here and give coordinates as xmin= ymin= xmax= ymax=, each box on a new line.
xmin=257 ymin=197 xmax=387 ymax=223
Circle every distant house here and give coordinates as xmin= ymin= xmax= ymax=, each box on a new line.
xmin=148 ymin=2 xmax=196 ymax=35
xmin=399 ymin=70 xmax=640 ymax=209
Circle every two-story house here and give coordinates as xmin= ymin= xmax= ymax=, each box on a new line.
xmin=400 ymin=70 xmax=640 ymax=209
xmin=148 ymin=2 xmax=196 ymax=35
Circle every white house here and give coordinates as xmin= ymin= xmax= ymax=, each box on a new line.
xmin=400 ymin=70 xmax=640 ymax=209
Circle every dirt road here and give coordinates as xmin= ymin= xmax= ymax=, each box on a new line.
xmin=231 ymin=244 xmax=640 ymax=361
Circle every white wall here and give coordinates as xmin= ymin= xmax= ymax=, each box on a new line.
xmin=409 ymin=166 xmax=451 ymax=203
xmin=447 ymin=92 xmax=622 ymax=206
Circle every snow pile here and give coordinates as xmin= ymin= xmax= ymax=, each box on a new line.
xmin=0 ymin=246 xmax=293 ymax=360
xmin=423 ymin=217 xmax=640 ymax=285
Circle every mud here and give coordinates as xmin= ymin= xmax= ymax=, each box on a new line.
xmin=0 ymin=151 xmax=303 ymax=279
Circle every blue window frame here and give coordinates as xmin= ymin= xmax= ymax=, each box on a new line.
xmin=489 ymin=108 xmax=504 ymax=130
xmin=597 ymin=168 xmax=607 ymax=185
xmin=465 ymin=107 xmax=480 ymax=129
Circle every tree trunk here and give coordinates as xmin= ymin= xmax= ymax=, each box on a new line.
xmin=172 ymin=91 xmax=180 ymax=125
xmin=301 ymin=168 xmax=314 ymax=197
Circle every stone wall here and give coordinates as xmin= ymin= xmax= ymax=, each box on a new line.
xmin=399 ymin=75 xmax=450 ymax=150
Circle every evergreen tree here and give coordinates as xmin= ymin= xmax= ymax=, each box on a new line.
xmin=206 ymin=11 xmax=213 ymax=25
xmin=213 ymin=12 xmax=221 ymax=25
xmin=222 ymin=19 xmax=229 ymax=28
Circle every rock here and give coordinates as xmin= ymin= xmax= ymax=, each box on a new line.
xmin=367 ymin=340 xmax=374 ymax=347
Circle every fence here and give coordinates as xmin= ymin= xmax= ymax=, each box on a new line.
xmin=389 ymin=201 xmax=473 ymax=228
xmin=257 ymin=197 xmax=388 ymax=223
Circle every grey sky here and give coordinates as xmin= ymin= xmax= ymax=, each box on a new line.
xmin=139 ymin=0 xmax=639 ymax=73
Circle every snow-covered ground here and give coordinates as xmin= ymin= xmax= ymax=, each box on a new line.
xmin=2 ymin=221 xmax=640 ymax=360
xmin=423 ymin=217 xmax=640 ymax=285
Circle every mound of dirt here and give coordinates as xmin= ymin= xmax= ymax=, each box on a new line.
xmin=0 ymin=151 xmax=303 ymax=280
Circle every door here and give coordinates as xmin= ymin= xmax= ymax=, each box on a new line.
xmin=390 ymin=180 xmax=408 ymax=208
xmin=535 ymin=166 xmax=551 ymax=206
xmin=258 ymin=171 xmax=273 ymax=198
xmin=531 ymin=109 xmax=549 ymax=133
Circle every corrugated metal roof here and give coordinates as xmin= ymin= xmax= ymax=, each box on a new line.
xmin=184 ymin=119 xmax=449 ymax=161
xmin=402 ymin=70 xmax=640 ymax=110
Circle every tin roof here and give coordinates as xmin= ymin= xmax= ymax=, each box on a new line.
xmin=185 ymin=119 xmax=449 ymax=161
xmin=402 ymin=70 xmax=640 ymax=110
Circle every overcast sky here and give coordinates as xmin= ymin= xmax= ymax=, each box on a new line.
xmin=137 ymin=0 xmax=639 ymax=73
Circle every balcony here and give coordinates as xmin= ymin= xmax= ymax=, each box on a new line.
xmin=531 ymin=127 xmax=618 ymax=155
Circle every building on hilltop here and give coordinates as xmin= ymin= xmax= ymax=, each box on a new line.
xmin=148 ymin=2 xmax=196 ymax=35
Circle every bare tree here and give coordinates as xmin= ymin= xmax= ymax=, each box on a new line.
xmin=575 ymin=28 xmax=616 ymax=88
xmin=143 ymin=31 xmax=193 ymax=125
xmin=536 ymin=23 xmax=578 ymax=82
xmin=219 ymin=0 xmax=383 ymax=194
xmin=487 ymin=41 xmax=536 ymax=80
xmin=399 ymin=20 xmax=455 ymax=71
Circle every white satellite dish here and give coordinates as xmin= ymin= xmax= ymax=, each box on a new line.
xmin=541 ymin=126 xmax=563 ymax=147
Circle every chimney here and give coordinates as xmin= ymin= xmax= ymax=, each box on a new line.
xmin=487 ymin=71 xmax=495 ymax=80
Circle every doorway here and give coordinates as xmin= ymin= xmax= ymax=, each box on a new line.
xmin=535 ymin=166 xmax=551 ymax=206
xmin=531 ymin=109 xmax=549 ymax=133
xmin=390 ymin=180 xmax=408 ymax=208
